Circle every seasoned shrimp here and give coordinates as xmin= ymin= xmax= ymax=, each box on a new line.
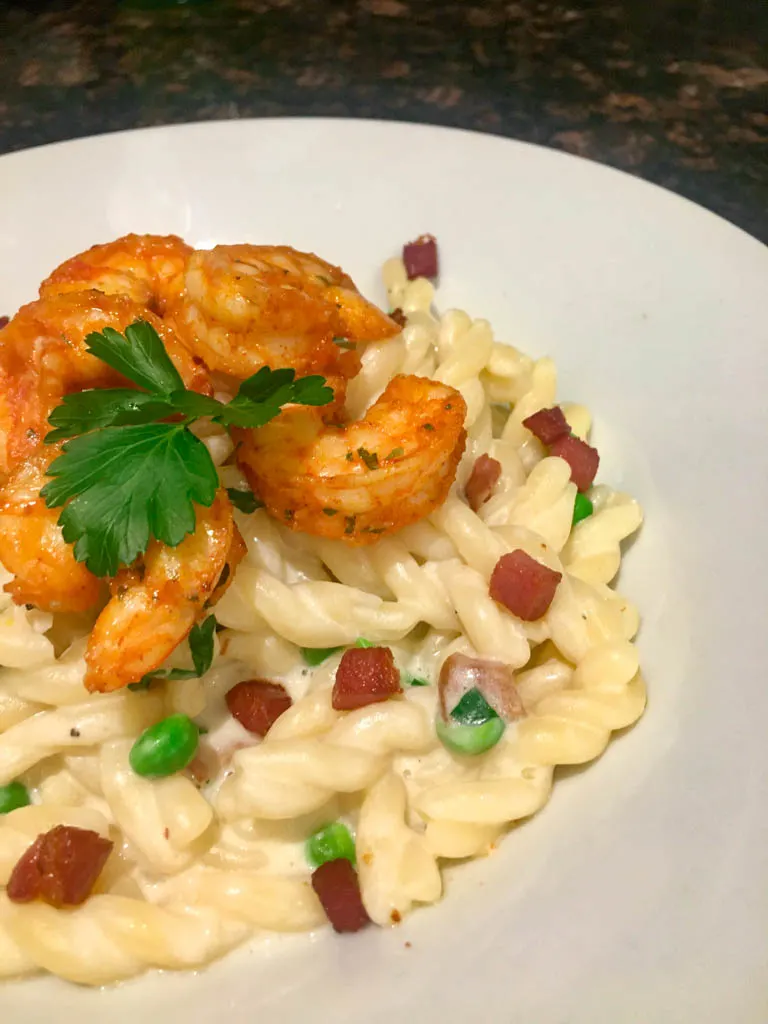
xmin=40 ymin=233 xmax=192 ymax=315
xmin=0 ymin=291 xmax=210 ymax=478
xmin=0 ymin=446 xmax=101 ymax=613
xmin=236 ymin=375 xmax=467 ymax=544
xmin=172 ymin=244 xmax=400 ymax=385
xmin=84 ymin=490 xmax=244 ymax=693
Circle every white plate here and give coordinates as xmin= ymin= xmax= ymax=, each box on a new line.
xmin=1 ymin=119 xmax=767 ymax=1023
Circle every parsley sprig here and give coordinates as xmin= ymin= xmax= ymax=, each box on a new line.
xmin=41 ymin=320 xmax=332 ymax=577
xmin=129 ymin=614 xmax=217 ymax=690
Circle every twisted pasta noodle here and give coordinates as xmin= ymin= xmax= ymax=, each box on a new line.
xmin=163 ymin=674 xmax=208 ymax=719
xmin=357 ymin=773 xmax=442 ymax=925
xmin=100 ymin=739 xmax=213 ymax=874
xmin=291 ymin=524 xmax=460 ymax=626
xmin=266 ymin=686 xmax=341 ymax=741
xmin=220 ymin=628 xmax=300 ymax=678
xmin=435 ymin=560 xmax=530 ymax=668
xmin=500 ymin=356 xmax=557 ymax=469
xmin=216 ymin=567 xmax=419 ymax=646
xmin=395 ymin=624 xmax=466 ymax=683
xmin=480 ymin=456 xmax=577 ymax=554
xmin=217 ymin=700 xmax=434 ymax=820
xmin=355 ymin=268 xmax=494 ymax=431
xmin=515 ymin=640 xmax=646 ymax=764
xmin=562 ymin=491 xmax=643 ymax=585
xmin=0 ymin=910 xmax=36 ymax=979
xmin=203 ymin=798 xmax=342 ymax=869
xmin=480 ymin=341 xmax=536 ymax=404
xmin=397 ymin=520 xmax=460 ymax=562
xmin=345 ymin=337 xmax=415 ymax=419
xmin=202 ymin=820 xmax=270 ymax=870
xmin=415 ymin=641 xmax=644 ymax=857
xmin=24 ymin=755 xmax=100 ymax=810
xmin=417 ymin=747 xmax=554 ymax=853
xmin=0 ymin=603 xmax=54 ymax=670
xmin=560 ymin=401 xmax=592 ymax=440
xmin=430 ymin=500 xmax=554 ymax=647
xmin=382 ymin=256 xmax=431 ymax=312
xmin=430 ymin=495 xmax=508 ymax=578
xmin=0 ymin=858 xmax=322 ymax=984
xmin=546 ymin=573 xmax=639 ymax=664
xmin=431 ymin=312 xmax=492 ymax=426
xmin=234 ymin=506 xmax=329 ymax=584
xmin=473 ymin=437 xmax=526 ymax=499
xmin=514 ymin=655 xmax=574 ymax=712
xmin=0 ymin=637 xmax=88 ymax=707
xmin=365 ymin=538 xmax=459 ymax=631
xmin=0 ymin=690 xmax=40 ymax=731
xmin=0 ymin=893 xmax=249 ymax=983
xmin=220 ymin=490 xmax=568 ymax=659
xmin=0 ymin=691 xmax=164 ymax=786
xmin=62 ymin=749 xmax=103 ymax=796
xmin=294 ymin=534 xmax=395 ymax=597
xmin=154 ymin=866 xmax=325 ymax=932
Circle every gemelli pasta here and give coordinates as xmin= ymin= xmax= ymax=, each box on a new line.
xmin=0 ymin=251 xmax=644 ymax=985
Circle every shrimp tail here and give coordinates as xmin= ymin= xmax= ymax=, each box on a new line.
xmin=83 ymin=491 xmax=244 ymax=693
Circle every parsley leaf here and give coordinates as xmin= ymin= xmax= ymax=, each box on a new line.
xmin=128 ymin=615 xmax=217 ymax=690
xmin=189 ymin=614 xmax=217 ymax=677
xmin=42 ymin=424 xmax=218 ymax=577
xmin=43 ymin=321 xmax=333 ymax=578
xmin=128 ymin=667 xmax=198 ymax=691
xmin=168 ymin=390 xmax=227 ymax=420
xmin=404 ymin=673 xmax=430 ymax=687
xmin=221 ymin=367 xmax=333 ymax=428
xmin=357 ymin=447 xmax=379 ymax=470
xmin=226 ymin=487 xmax=263 ymax=514
xmin=45 ymin=389 xmax=176 ymax=442
xmin=85 ymin=321 xmax=185 ymax=396
xmin=450 ymin=688 xmax=498 ymax=726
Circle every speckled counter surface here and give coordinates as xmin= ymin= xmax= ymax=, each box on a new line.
xmin=1 ymin=0 xmax=766 ymax=241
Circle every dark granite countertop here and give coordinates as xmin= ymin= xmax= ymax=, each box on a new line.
xmin=1 ymin=0 xmax=766 ymax=242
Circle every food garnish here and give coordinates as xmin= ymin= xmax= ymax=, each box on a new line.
xmin=41 ymin=320 xmax=332 ymax=576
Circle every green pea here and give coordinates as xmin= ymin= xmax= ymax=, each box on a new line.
xmin=301 ymin=646 xmax=344 ymax=666
xmin=129 ymin=714 xmax=199 ymax=778
xmin=306 ymin=822 xmax=356 ymax=868
xmin=436 ymin=716 xmax=505 ymax=756
xmin=572 ymin=492 xmax=594 ymax=525
xmin=0 ymin=781 xmax=30 ymax=814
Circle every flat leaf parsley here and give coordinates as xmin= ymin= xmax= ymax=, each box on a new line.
xmin=42 ymin=320 xmax=332 ymax=577
xmin=128 ymin=614 xmax=218 ymax=690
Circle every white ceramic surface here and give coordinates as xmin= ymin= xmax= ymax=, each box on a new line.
xmin=0 ymin=119 xmax=766 ymax=1023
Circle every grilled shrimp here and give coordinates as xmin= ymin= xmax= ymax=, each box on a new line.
xmin=0 ymin=290 xmax=216 ymax=626
xmin=236 ymin=375 xmax=467 ymax=543
xmin=0 ymin=446 xmax=101 ymax=613
xmin=40 ymin=233 xmax=192 ymax=315
xmin=171 ymin=244 xmax=400 ymax=387
xmin=0 ymin=291 xmax=210 ymax=479
xmin=84 ymin=490 xmax=245 ymax=693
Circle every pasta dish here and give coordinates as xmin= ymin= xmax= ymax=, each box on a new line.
xmin=0 ymin=233 xmax=644 ymax=984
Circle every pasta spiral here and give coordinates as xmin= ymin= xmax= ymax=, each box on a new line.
xmin=217 ymin=698 xmax=435 ymax=820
